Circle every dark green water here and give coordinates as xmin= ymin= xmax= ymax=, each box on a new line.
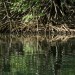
xmin=0 ymin=34 xmax=75 ymax=75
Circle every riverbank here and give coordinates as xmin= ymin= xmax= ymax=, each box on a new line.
xmin=0 ymin=21 xmax=75 ymax=35
xmin=0 ymin=0 xmax=75 ymax=34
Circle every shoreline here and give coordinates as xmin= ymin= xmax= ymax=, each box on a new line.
xmin=0 ymin=22 xmax=75 ymax=35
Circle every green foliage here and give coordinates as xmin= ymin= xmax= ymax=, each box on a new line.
xmin=22 ymin=14 xmax=34 ymax=22
xmin=0 ymin=0 xmax=75 ymax=25
xmin=11 ymin=0 xmax=29 ymax=13
xmin=10 ymin=0 xmax=48 ymax=22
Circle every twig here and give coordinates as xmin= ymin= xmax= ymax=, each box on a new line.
xmin=3 ymin=2 xmax=12 ymax=33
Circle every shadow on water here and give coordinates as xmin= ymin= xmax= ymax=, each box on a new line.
xmin=0 ymin=34 xmax=75 ymax=75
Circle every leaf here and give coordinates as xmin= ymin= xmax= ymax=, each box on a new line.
xmin=22 ymin=14 xmax=34 ymax=22
xmin=38 ymin=13 xmax=45 ymax=17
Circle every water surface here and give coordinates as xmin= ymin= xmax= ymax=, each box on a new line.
xmin=0 ymin=34 xmax=75 ymax=75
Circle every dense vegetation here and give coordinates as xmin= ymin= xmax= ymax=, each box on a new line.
xmin=0 ymin=0 xmax=75 ymax=33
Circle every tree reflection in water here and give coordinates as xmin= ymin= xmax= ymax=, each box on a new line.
xmin=0 ymin=34 xmax=75 ymax=75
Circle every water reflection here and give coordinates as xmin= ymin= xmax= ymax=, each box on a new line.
xmin=0 ymin=34 xmax=75 ymax=75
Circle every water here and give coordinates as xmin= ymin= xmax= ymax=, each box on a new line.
xmin=0 ymin=34 xmax=75 ymax=75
